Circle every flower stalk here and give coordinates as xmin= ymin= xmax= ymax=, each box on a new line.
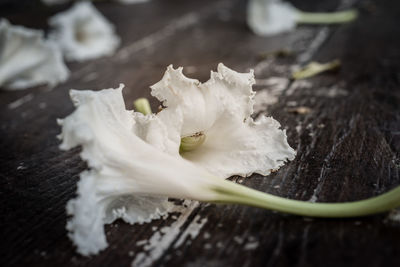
xmin=211 ymin=179 xmax=400 ymax=218
xmin=297 ymin=9 xmax=358 ymax=24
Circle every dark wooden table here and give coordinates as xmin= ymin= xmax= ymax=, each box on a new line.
xmin=1 ymin=0 xmax=400 ymax=266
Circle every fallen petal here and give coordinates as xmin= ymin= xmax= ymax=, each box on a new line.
xmin=49 ymin=1 xmax=120 ymax=62
xmin=0 ymin=19 xmax=69 ymax=90
xmin=247 ymin=0 xmax=299 ymax=36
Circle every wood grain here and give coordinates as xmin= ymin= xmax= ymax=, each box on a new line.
xmin=1 ymin=0 xmax=399 ymax=266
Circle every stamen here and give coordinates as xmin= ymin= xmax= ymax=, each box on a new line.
xmin=180 ymin=132 xmax=206 ymax=153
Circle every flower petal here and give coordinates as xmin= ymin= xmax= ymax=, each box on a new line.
xmin=151 ymin=65 xmax=212 ymax=136
xmin=151 ymin=63 xmax=255 ymax=137
xmin=151 ymin=63 xmax=295 ymax=178
xmin=49 ymin=2 xmax=120 ymax=62
xmin=0 ymin=19 xmax=69 ymax=90
xmin=133 ymin=109 xmax=183 ymax=156
xmin=66 ymin=170 xmax=172 ymax=256
xmin=182 ymin=114 xmax=295 ymax=177
xmin=59 ymin=85 xmax=219 ymax=255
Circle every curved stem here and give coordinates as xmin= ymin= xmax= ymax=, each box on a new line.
xmin=297 ymin=9 xmax=358 ymax=24
xmin=133 ymin=98 xmax=152 ymax=115
xmin=211 ymin=180 xmax=400 ymax=218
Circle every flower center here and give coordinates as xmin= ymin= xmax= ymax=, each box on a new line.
xmin=179 ymin=132 xmax=206 ymax=153
xmin=131 ymin=97 xmax=207 ymax=153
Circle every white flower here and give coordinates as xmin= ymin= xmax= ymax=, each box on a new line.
xmin=0 ymin=19 xmax=69 ymax=90
xmin=59 ymin=67 xmax=398 ymax=256
xmin=247 ymin=0 xmax=358 ymax=36
xmin=49 ymin=1 xmax=120 ymax=62
xmin=247 ymin=0 xmax=298 ymax=36
xmin=59 ymin=64 xmax=295 ymax=255
xmin=150 ymin=63 xmax=296 ymax=178
xmin=58 ymin=85 xmax=224 ymax=255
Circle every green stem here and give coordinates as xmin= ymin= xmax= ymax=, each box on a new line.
xmin=133 ymin=98 xmax=152 ymax=115
xmin=211 ymin=180 xmax=400 ymax=218
xmin=297 ymin=9 xmax=358 ymax=24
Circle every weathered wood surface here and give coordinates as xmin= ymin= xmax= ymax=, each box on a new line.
xmin=1 ymin=0 xmax=400 ymax=266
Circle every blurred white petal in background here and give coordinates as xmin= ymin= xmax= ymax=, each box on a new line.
xmin=247 ymin=0 xmax=298 ymax=36
xmin=49 ymin=1 xmax=120 ymax=62
xmin=0 ymin=19 xmax=69 ymax=90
